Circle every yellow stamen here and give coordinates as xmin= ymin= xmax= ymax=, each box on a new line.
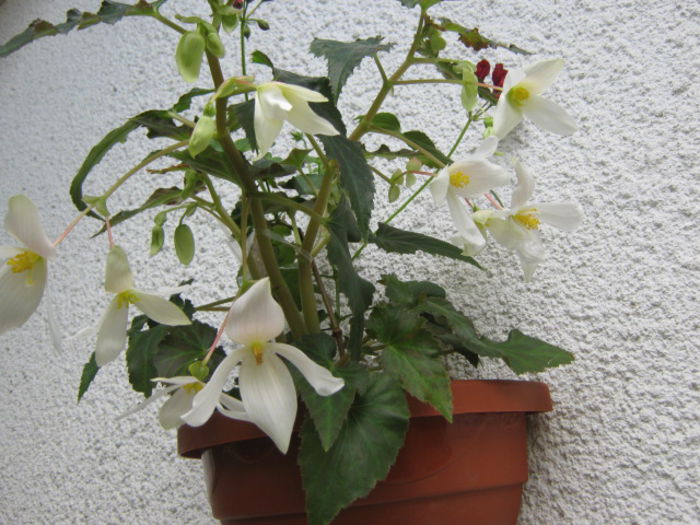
xmin=514 ymin=209 xmax=540 ymax=230
xmin=183 ymin=382 xmax=204 ymax=394
xmin=449 ymin=171 xmax=471 ymax=188
xmin=251 ymin=342 xmax=264 ymax=365
xmin=7 ymin=250 xmax=42 ymax=274
xmin=507 ymin=84 xmax=531 ymax=107
xmin=116 ymin=290 xmax=140 ymax=308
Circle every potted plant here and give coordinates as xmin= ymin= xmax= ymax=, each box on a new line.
xmin=1 ymin=0 xmax=582 ymax=523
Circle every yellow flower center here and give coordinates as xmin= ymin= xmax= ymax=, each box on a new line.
xmin=116 ymin=290 xmax=140 ymax=308
xmin=251 ymin=341 xmax=264 ymax=365
xmin=183 ymin=382 xmax=204 ymax=395
xmin=7 ymin=250 xmax=42 ymax=274
xmin=449 ymin=171 xmax=471 ymax=188
xmin=507 ymin=84 xmax=531 ymax=107
xmin=514 ymin=209 xmax=541 ymax=230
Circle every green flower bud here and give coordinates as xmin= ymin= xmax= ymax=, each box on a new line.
xmin=388 ymin=184 xmax=400 ymax=203
xmin=188 ymin=104 xmax=217 ymax=157
xmin=188 ymin=361 xmax=210 ymax=381
xmin=176 ymin=31 xmax=206 ymax=83
xmin=406 ymin=157 xmax=422 ymax=172
xmin=205 ymin=30 xmax=226 ymax=58
xmin=150 ymin=225 xmax=165 ymax=256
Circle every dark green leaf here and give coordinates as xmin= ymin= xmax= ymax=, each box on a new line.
xmin=326 ymin=198 xmax=375 ymax=357
xmin=370 ymin=112 xmax=401 ymax=133
xmin=368 ymin=306 xmax=452 ymax=420
xmin=231 ymin=99 xmax=257 ymax=151
xmin=77 ymin=352 xmax=99 ymax=402
xmin=380 ymin=273 xmax=446 ymax=309
xmin=172 ymin=88 xmax=214 ymax=112
xmin=310 ymin=37 xmax=393 ymax=101
xmin=153 ymin=320 xmax=224 ymax=379
xmin=174 ymin=223 xmax=195 ymax=265
xmin=251 ymin=49 xmax=273 ymax=68
xmin=292 ymin=334 xmax=368 ymax=450
xmin=320 ymin=135 xmax=374 ymax=234
xmin=94 ymin=185 xmax=184 ymax=235
xmin=299 ymin=373 xmax=409 ymax=525
xmin=0 ymin=1 xmax=170 ymax=57
xmin=402 ymin=130 xmax=451 ymax=166
xmin=126 ymin=316 xmax=167 ymax=397
xmin=169 ymin=148 xmax=237 ymax=183
xmin=371 ymin=223 xmax=482 ymax=268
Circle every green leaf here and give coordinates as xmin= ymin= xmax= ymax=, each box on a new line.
xmin=150 ymin=225 xmax=165 ymax=255
xmin=0 ymin=1 xmax=170 ymax=58
xmin=126 ymin=316 xmax=167 ymax=397
xmin=251 ymin=49 xmax=273 ymax=68
xmin=292 ymin=334 xmax=368 ymax=451
xmin=368 ymin=306 xmax=452 ymax=420
xmin=310 ymin=37 xmax=393 ymax=101
xmin=299 ymin=373 xmax=409 ymax=525
xmin=380 ymin=273 xmax=446 ymax=309
xmin=326 ymin=198 xmax=375 ymax=357
xmin=319 ymin=135 xmax=374 ymax=234
xmin=77 ymin=352 xmax=99 ymax=402
xmin=152 ymin=320 xmax=224 ymax=379
xmin=402 ymin=130 xmax=451 ymax=166
xmin=370 ymin=112 xmax=401 ymax=133
xmin=172 ymin=87 xmax=214 ymax=112
xmin=169 ymin=148 xmax=237 ymax=183
xmin=174 ymin=223 xmax=195 ymax=265
xmin=371 ymin=223 xmax=482 ymax=268
xmin=420 ymin=298 xmax=575 ymax=374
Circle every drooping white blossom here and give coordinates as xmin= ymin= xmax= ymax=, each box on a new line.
xmin=183 ymin=278 xmax=345 ymax=453
xmin=95 ymin=245 xmax=190 ymax=367
xmin=477 ymin=159 xmax=583 ymax=281
xmin=254 ymin=81 xmax=339 ymax=159
xmin=429 ymin=137 xmax=509 ymax=255
xmin=493 ymin=59 xmax=576 ymax=139
xmin=0 ymin=195 xmax=56 ymax=334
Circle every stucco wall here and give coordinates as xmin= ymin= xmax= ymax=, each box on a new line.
xmin=1 ymin=0 xmax=698 ymax=523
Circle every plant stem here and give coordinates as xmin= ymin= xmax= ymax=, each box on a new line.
xmin=202 ymin=175 xmax=242 ymax=238
xmin=311 ymin=261 xmax=345 ymax=359
xmin=206 ymin=51 xmax=305 ymax=337
xmin=370 ymin=127 xmax=445 ymax=168
xmin=151 ymin=13 xmax=187 ymax=34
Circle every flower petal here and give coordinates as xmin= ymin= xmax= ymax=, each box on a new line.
xmin=488 ymin=218 xmax=528 ymax=251
xmin=225 ymin=278 xmax=285 ymax=345
xmin=4 ymin=195 xmax=55 ymax=259
xmin=472 ymin=136 xmax=499 ymax=158
xmin=183 ymin=347 xmax=247 ymax=427
xmin=522 ymin=95 xmax=576 ymax=136
xmin=0 ymin=258 xmax=47 ymax=334
xmin=268 ymin=343 xmax=345 ymax=396
xmin=95 ymin=297 xmax=129 ymax=367
xmin=516 ymin=234 xmax=545 ymax=282
xmin=536 ymin=202 xmax=583 ymax=232
xmin=0 ymin=245 xmax=22 ymax=259
xmin=159 ymin=389 xmax=196 ymax=430
xmin=118 ymin=385 xmax=178 ymax=420
xmin=511 ymin=159 xmax=535 ymax=209
xmin=218 ymin=393 xmax=251 ymax=422
xmin=446 ymin=193 xmax=486 ymax=255
xmin=429 ymin=169 xmax=450 ymax=205
xmin=257 ymin=83 xmax=293 ymax=119
xmin=283 ymin=96 xmax=339 ymax=137
xmin=104 ymin=245 xmax=134 ymax=294
xmin=523 ymin=58 xmax=564 ymax=94
xmin=493 ymin=95 xmax=523 ymax=139
xmin=277 ymin=82 xmax=329 ymax=103
xmin=448 ymin=159 xmax=509 ymax=197
xmin=239 ymin=352 xmax=297 ymax=453
xmin=132 ymin=292 xmax=190 ymax=326
xmin=254 ymin=89 xmax=285 ymax=159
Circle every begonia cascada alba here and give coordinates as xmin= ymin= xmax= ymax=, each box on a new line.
xmin=493 ymin=58 xmax=576 ymax=139
xmin=254 ymin=81 xmax=339 ymax=159
xmin=0 ymin=195 xmax=56 ymax=335
xmin=429 ymin=136 xmax=509 ymax=255
xmin=183 ymin=278 xmax=345 ymax=453
xmin=95 ymin=245 xmax=190 ymax=367
xmin=474 ymin=159 xmax=583 ymax=281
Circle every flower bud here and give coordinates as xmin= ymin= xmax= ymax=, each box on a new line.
xmin=475 ymin=59 xmax=490 ymax=81
xmin=205 ymin=29 xmax=226 ymax=58
xmin=492 ymin=63 xmax=508 ymax=87
xmin=176 ymin=31 xmax=206 ymax=83
xmin=188 ymin=103 xmax=217 ymax=157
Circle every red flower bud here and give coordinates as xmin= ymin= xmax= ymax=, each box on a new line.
xmin=475 ymin=59 xmax=490 ymax=81
xmin=492 ymin=63 xmax=508 ymax=87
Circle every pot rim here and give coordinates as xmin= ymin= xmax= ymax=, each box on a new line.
xmin=177 ymin=379 xmax=552 ymax=459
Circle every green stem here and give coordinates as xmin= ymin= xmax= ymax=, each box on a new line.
xmin=240 ymin=4 xmax=249 ymax=101
xmin=447 ymin=113 xmax=473 ymax=158
xmin=393 ymin=78 xmax=462 ymax=86
xmin=202 ymin=175 xmax=242 ymax=238
xmin=152 ymin=13 xmax=187 ymax=34
xmin=349 ymin=12 xmax=425 ymax=141
xmin=206 ymin=51 xmax=305 ymax=337
xmin=196 ymin=296 xmax=235 ymax=311
xmin=370 ymin=127 xmax=445 ymax=168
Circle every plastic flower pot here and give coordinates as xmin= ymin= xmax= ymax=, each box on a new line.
xmin=178 ymin=379 xmax=552 ymax=525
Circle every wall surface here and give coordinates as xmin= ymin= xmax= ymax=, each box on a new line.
xmin=1 ymin=0 xmax=698 ymax=523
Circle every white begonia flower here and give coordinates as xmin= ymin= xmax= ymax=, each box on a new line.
xmin=0 ymin=195 xmax=56 ymax=335
xmin=480 ymin=159 xmax=583 ymax=281
xmin=254 ymin=81 xmax=339 ymax=160
xmin=95 ymin=245 xmax=190 ymax=367
xmin=493 ymin=58 xmax=576 ymax=139
xmin=119 ymin=376 xmax=249 ymax=430
xmin=429 ymin=136 xmax=510 ymax=256
xmin=183 ymin=278 xmax=345 ymax=453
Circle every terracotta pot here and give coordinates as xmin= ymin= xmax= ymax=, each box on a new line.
xmin=178 ymin=380 xmax=552 ymax=525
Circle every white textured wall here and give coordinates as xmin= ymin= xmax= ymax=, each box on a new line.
xmin=1 ymin=0 xmax=698 ymax=523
